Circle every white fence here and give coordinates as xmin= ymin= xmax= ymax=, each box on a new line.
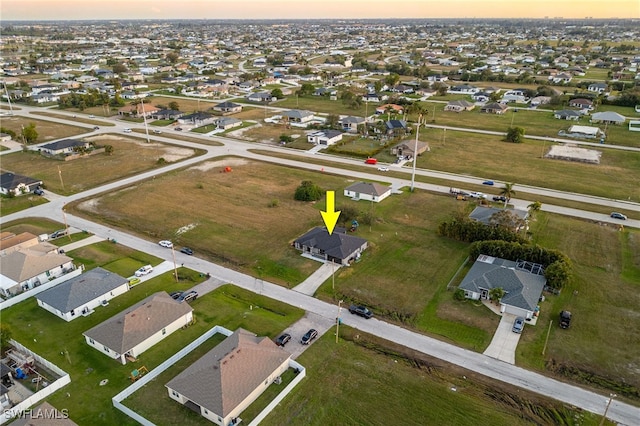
xmin=247 ymin=360 xmax=306 ymax=426
xmin=1 ymin=340 xmax=71 ymax=424
xmin=112 ymin=325 xmax=233 ymax=425
xmin=0 ymin=267 xmax=83 ymax=311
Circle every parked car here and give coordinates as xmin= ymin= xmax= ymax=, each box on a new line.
xmin=301 ymin=329 xmax=318 ymax=345
xmin=135 ymin=265 xmax=153 ymax=277
xmin=377 ymin=166 xmax=389 ymax=172
xmin=365 ymin=158 xmax=377 ymax=165
xmin=123 ymin=128 xmax=132 ymax=133
xmin=469 ymin=192 xmax=487 ymax=199
xmin=512 ymin=317 xmax=525 ymax=334
xmin=93 ymin=126 xmax=100 ymax=130
xmin=175 ymin=127 xmax=183 ymax=131
xmin=50 ymin=229 xmax=68 ymax=239
xmin=88 ymin=115 xmax=95 ymax=118
xmin=159 ymin=240 xmax=173 ymax=248
xmin=153 ymin=129 xmax=162 ymax=134
xmin=610 ymin=212 xmax=627 ymax=220
xmin=482 ymin=180 xmax=494 ymax=186
xmin=128 ymin=277 xmax=141 ymax=286
xmin=170 ymin=291 xmax=183 ymax=300
xmin=275 ymin=333 xmax=291 ymax=347
xmin=559 ymin=311 xmax=572 ymax=329
xmin=180 ymin=247 xmax=194 ymax=255
xmin=177 ymin=290 xmax=198 ymax=303
xmin=33 ymin=188 xmax=45 ymax=196
xmin=493 ymin=196 xmax=507 ymax=202
xmin=349 ymin=305 xmax=373 ymax=319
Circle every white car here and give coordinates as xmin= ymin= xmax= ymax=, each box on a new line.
xmin=135 ymin=265 xmax=153 ymax=277
xmin=159 ymin=240 xmax=173 ymax=248
xmin=469 ymin=192 xmax=487 ymax=199
xmin=123 ymin=128 xmax=132 ymax=133
xmin=377 ymin=166 xmax=390 ymax=172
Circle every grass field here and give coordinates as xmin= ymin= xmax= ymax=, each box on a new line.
xmin=0 ymin=135 xmax=205 ymax=195
xmin=0 ymin=193 xmax=49 ymax=216
xmin=0 ymin=282 xmax=303 ymax=426
xmin=32 ymin=111 xmax=116 ymax=127
xmin=0 ymin=115 xmax=88 ymax=143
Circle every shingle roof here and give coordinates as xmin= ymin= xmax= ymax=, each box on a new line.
xmin=345 ymin=181 xmax=391 ymax=197
xmin=294 ymin=227 xmax=367 ymax=261
xmin=283 ymin=109 xmax=313 ymax=119
xmin=0 ymin=172 xmax=42 ymax=191
xmin=9 ymin=402 xmax=79 ymax=426
xmin=591 ymin=111 xmax=625 ymax=123
xmin=83 ymin=292 xmax=192 ymax=354
xmin=459 ymin=257 xmax=546 ymax=312
xmin=215 ymin=101 xmax=241 ymax=109
xmin=0 ymin=248 xmax=73 ymax=283
xmin=40 ymin=139 xmax=86 ymax=151
xmin=469 ymin=206 xmax=528 ymax=225
xmin=166 ymin=328 xmax=290 ymax=417
xmin=554 ymin=110 xmax=582 ymax=117
xmin=36 ymin=267 xmax=127 ymax=313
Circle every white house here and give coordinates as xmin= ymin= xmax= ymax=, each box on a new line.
xmin=36 ymin=267 xmax=129 ymax=321
xmin=307 ymin=130 xmax=343 ymax=146
xmin=344 ymin=181 xmax=392 ymax=203
xmin=458 ymin=255 xmax=546 ymax=319
xmin=83 ymin=292 xmax=193 ymax=364
xmin=282 ymin=109 xmax=314 ymax=123
xmin=587 ymin=83 xmax=608 ymax=93
xmin=0 ymin=173 xmax=43 ymax=196
xmin=166 ymin=329 xmax=291 ymax=426
xmin=339 ymin=116 xmax=366 ymax=133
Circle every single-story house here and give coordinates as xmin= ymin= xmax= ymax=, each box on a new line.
xmin=390 ymin=140 xmax=429 ymax=159
xmin=568 ymin=98 xmax=594 ymax=111
xmin=283 ymin=109 xmax=314 ymax=123
xmin=0 ymin=231 xmax=42 ymax=255
xmin=444 ymin=100 xmax=475 ymax=112
xmin=166 ymin=328 xmax=291 ymax=426
xmin=500 ymin=90 xmax=529 ymax=104
xmin=118 ymin=103 xmax=159 ymax=118
xmin=339 ymin=116 xmax=366 ymax=133
xmin=448 ymin=84 xmax=479 ymax=94
xmin=469 ymin=206 xmax=529 ymax=232
xmin=307 ymin=129 xmax=343 ymax=146
xmin=39 ymin=139 xmax=91 ymax=156
xmin=385 ymin=119 xmax=408 ymax=135
xmin=587 ymin=82 xmax=608 ymax=93
xmin=36 ymin=267 xmax=129 ymax=321
xmin=458 ymin=255 xmax=546 ymax=319
xmin=362 ymin=93 xmax=387 ymax=103
xmin=530 ymin=96 xmax=551 ymax=107
xmin=178 ymin=112 xmax=217 ymax=127
xmin=293 ymin=227 xmax=368 ymax=266
xmin=590 ymin=111 xmax=625 ymax=125
xmin=480 ymin=102 xmax=508 ymax=114
xmin=246 ymin=92 xmax=275 ymax=103
xmin=212 ymin=101 xmax=243 ymax=114
xmin=0 ymin=246 xmax=74 ymax=297
xmin=152 ymin=109 xmax=184 ymax=120
xmin=565 ymin=125 xmax=604 ymax=139
xmin=0 ymin=172 xmax=43 ymax=196
xmin=375 ymin=103 xmax=404 ymax=115
xmin=344 ymin=181 xmax=392 ymax=203
xmin=216 ymin=117 xmax=243 ymax=130
xmin=83 ymin=292 xmax=193 ymax=364
xmin=554 ymin=110 xmax=581 ymax=121
xmin=472 ymin=91 xmax=491 ymax=102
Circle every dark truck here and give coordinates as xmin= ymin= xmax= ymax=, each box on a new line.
xmin=559 ymin=311 xmax=572 ymax=329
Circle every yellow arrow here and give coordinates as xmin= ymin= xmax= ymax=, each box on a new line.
xmin=320 ymin=191 xmax=341 ymax=235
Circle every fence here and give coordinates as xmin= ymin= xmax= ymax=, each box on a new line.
xmin=1 ymin=340 xmax=71 ymax=424
xmin=0 ymin=267 xmax=83 ymax=311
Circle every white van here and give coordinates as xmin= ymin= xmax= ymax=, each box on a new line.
xmin=135 ymin=265 xmax=153 ymax=277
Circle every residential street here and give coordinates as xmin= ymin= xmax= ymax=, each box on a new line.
xmin=2 ymin=108 xmax=640 ymax=424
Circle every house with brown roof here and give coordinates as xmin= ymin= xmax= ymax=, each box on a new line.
xmin=444 ymin=100 xmax=475 ymax=112
xmin=83 ymin=292 xmax=193 ymax=364
xmin=480 ymin=102 xmax=508 ymax=114
xmin=9 ymin=401 xmax=78 ymax=426
xmin=344 ymin=181 xmax=392 ymax=203
xmin=166 ymin=328 xmax=291 ymax=426
xmin=117 ymin=103 xmax=159 ymax=118
xmin=390 ymin=140 xmax=429 ymax=159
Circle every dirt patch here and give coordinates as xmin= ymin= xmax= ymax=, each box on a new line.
xmin=188 ymin=158 xmax=249 ymax=172
xmin=77 ymin=198 xmax=100 ymax=214
xmin=86 ymin=135 xmax=195 ymax=162
xmin=545 ymin=144 xmax=602 ymax=164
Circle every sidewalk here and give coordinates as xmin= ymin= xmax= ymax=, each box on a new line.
xmin=59 ymin=234 xmax=106 ymax=252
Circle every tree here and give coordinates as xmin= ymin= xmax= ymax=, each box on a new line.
xmin=104 ymin=145 xmax=114 ymax=155
xmin=168 ymin=101 xmax=180 ymax=111
xmin=505 ymin=126 xmax=525 ymax=143
xmin=489 ymin=287 xmax=506 ymax=305
xmin=166 ymin=52 xmax=180 ymax=64
xmin=325 ymin=114 xmax=339 ymax=129
xmin=279 ymin=134 xmax=293 ymax=144
xmin=499 ymin=183 xmax=516 ymax=207
xmin=271 ymin=88 xmax=284 ymax=99
xmin=298 ymin=83 xmax=315 ymax=97
xmin=112 ymin=62 xmax=128 ymax=74
xmin=527 ymin=201 xmax=542 ymax=219
xmin=294 ymin=181 xmax=323 ymax=201
xmin=21 ymin=123 xmax=38 ymax=144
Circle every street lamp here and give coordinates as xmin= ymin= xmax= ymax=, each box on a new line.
xmin=599 ymin=393 xmax=616 ymax=426
xmin=335 ymin=300 xmax=343 ymax=343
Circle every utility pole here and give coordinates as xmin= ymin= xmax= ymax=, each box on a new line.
xmin=410 ymin=114 xmax=422 ymax=192
xmin=57 ymin=166 xmax=65 ymax=191
xmin=171 ymin=244 xmax=178 ymax=282
xmin=335 ymin=300 xmax=343 ymax=343
xmin=542 ymin=320 xmax=553 ymax=355
xmin=599 ymin=394 xmax=616 ymax=426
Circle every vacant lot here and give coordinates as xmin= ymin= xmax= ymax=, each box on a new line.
xmin=0 ymin=115 xmax=88 ymax=143
xmin=0 ymin=193 xmax=49 ymax=216
xmin=417 ymin=128 xmax=640 ymax=202
xmin=0 ymin=135 xmax=203 ymax=195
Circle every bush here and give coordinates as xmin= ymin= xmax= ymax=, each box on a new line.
xmin=438 ymin=217 xmax=527 ymax=244
xmin=505 ymin=126 xmax=525 ymax=143
xmin=279 ymin=134 xmax=293 ymax=143
xmin=453 ymin=288 xmax=466 ymax=301
xmin=294 ymin=181 xmax=323 ymax=201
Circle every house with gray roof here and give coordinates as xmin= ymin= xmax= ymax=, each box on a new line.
xmin=246 ymin=92 xmax=275 ymax=103
xmin=282 ymin=109 xmax=314 ymax=123
xmin=590 ymin=111 xmax=625 ymax=125
xmin=0 ymin=172 xmax=43 ymax=196
xmin=469 ymin=206 xmax=529 ymax=232
xmin=216 ymin=117 xmax=243 ymax=130
xmin=307 ymin=129 xmax=343 ymax=146
xmin=339 ymin=116 xmax=366 ymax=133
xmin=39 ymin=139 xmax=90 ymax=156
xmin=444 ymin=99 xmax=475 ymax=112
xmin=458 ymin=255 xmax=546 ymax=319
xmin=212 ymin=101 xmax=242 ymax=114
xmin=554 ymin=110 xmax=582 ymax=121
xmin=36 ymin=267 xmax=129 ymax=321
xmin=344 ymin=182 xmax=392 ymax=203
xmin=166 ymin=328 xmax=292 ymax=426
xmin=83 ymin=292 xmax=193 ymax=364
xmin=293 ymin=227 xmax=368 ymax=265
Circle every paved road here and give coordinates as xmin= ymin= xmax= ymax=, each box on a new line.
xmin=3 ymin=105 xmax=640 ymax=423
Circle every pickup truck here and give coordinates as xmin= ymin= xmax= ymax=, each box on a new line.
xmin=559 ymin=311 xmax=572 ymax=329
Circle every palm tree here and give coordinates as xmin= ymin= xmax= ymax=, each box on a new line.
xmin=527 ymin=201 xmax=542 ymax=219
xmin=499 ymin=183 xmax=516 ymax=208
xmin=489 ymin=287 xmax=506 ymax=305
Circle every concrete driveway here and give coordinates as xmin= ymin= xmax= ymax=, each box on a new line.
xmin=483 ymin=313 xmax=521 ymax=364
xmin=277 ymin=312 xmax=334 ymax=359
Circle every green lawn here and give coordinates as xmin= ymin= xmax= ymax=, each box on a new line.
xmin=67 ymin=240 xmax=163 ymax=277
xmin=0 ymin=194 xmax=49 ymax=216
xmin=1 ymin=284 xmax=304 ymax=425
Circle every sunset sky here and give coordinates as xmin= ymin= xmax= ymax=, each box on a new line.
xmin=2 ymin=0 xmax=639 ymax=20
